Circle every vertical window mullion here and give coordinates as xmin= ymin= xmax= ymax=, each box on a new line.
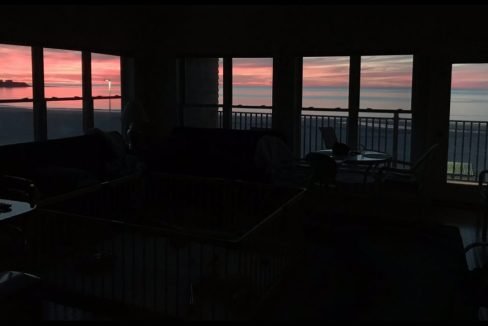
xmin=223 ymin=57 xmax=232 ymax=129
xmin=348 ymin=55 xmax=360 ymax=150
xmin=82 ymin=51 xmax=94 ymax=132
xmin=32 ymin=46 xmax=46 ymax=141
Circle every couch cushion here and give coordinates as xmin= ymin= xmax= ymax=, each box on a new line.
xmin=31 ymin=166 xmax=100 ymax=197
xmin=145 ymin=127 xmax=284 ymax=181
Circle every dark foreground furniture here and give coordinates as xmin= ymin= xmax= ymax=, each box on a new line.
xmin=19 ymin=173 xmax=306 ymax=320
xmin=140 ymin=127 xmax=288 ymax=183
xmin=0 ymin=130 xmax=141 ymax=201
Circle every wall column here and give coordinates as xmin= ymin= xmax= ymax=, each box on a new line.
xmin=272 ymin=55 xmax=303 ymax=158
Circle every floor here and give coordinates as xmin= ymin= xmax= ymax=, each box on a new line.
xmin=255 ymin=192 xmax=484 ymax=320
xmin=4 ymin=189 xmax=486 ymax=320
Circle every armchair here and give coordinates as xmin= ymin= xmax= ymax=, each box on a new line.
xmin=377 ymin=143 xmax=439 ymax=196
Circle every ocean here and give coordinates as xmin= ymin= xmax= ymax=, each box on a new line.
xmin=0 ymin=84 xmax=122 ymax=111
xmin=224 ymin=85 xmax=488 ymax=121
xmin=2 ymin=84 xmax=488 ymax=121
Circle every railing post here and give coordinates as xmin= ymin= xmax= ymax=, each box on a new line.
xmin=392 ymin=110 xmax=399 ymax=167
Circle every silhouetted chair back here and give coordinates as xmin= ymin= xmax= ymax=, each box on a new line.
xmin=410 ymin=143 xmax=440 ymax=193
xmin=319 ymin=127 xmax=338 ymax=149
xmin=478 ymin=170 xmax=488 ymax=242
xmin=378 ymin=143 xmax=439 ymax=206
xmin=305 ymin=152 xmax=337 ymax=188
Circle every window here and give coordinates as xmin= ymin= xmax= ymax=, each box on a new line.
xmin=44 ymin=48 xmax=83 ymax=139
xmin=300 ymin=55 xmax=413 ymax=161
xmin=447 ymin=63 xmax=488 ymax=183
xmin=0 ymin=43 xmax=126 ymax=145
xmin=0 ymin=44 xmax=33 ymax=145
xmin=232 ymin=58 xmax=273 ymax=130
xmin=92 ymin=53 xmax=121 ymax=132
xmin=359 ymin=55 xmax=413 ymax=163
xmin=301 ymin=56 xmax=349 ymax=156
xmin=179 ymin=57 xmax=273 ymax=130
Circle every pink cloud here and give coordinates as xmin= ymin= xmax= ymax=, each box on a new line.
xmin=91 ymin=53 xmax=120 ymax=85
xmin=0 ymin=44 xmax=32 ymax=83
xmin=0 ymin=45 xmax=121 ymax=87
xmin=452 ymin=64 xmax=488 ymax=89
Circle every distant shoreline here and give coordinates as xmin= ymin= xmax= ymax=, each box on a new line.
xmin=0 ymin=80 xmax=30 ymax=88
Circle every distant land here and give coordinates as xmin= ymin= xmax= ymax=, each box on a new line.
xmin=0 ymin=80 xmax=29 ymax=87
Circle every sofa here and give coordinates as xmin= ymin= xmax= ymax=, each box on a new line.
xmin=140 ymin=127 xmax=290 ymax=183
xmin=0 ymin=129 xmax=142 ymax=201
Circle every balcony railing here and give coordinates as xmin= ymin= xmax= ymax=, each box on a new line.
xmin=301 ymin=108 xmax=413 ymax=165
xmin=447 ymin=120 xmax=488 ymax=182
xmin=218 ymin=106 xmax=412 ymax=165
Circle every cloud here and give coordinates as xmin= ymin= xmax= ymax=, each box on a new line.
xmin=452 ymin=63 xmax=488 ymax=89
xmin=92 ymin=54 xmax=120 ymax=84
xmin=0 ymin=44 xmax=32 ymax=82
xmin=360 ymin=55 xmax=413 ymax=88
xmin=233 ymin=58 xmax=273 ymax=69
xmin=303 ymin=56 xmax=350 ymax=87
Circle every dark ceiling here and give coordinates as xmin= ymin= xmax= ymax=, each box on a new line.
xmin=0 ymin=5 xmax=487 ymax=57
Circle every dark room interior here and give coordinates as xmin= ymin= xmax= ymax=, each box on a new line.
xmin=0 ymin=3 xmax=488 ymax=320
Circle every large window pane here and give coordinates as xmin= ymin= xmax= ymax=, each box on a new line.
xmin=44 ymin=48 xmax=82 ymax=139
xmin=447 ymin=64 xmax=488 ymax=183
xmin=301 ymin=56 xmax=349 ymax=157
xmin=360 ymin=55 xmax=413 ymax=110
xmin=359 ymin=55 xmax=413 ymax=163
xmin=0 ymin=44 xmax=33 ymax=144
xmin=46 ymin=100 xmax=83 ymax=139
xmin=232 ymin=58 xmax=272 ymax=130
xmin=92 ymin=53 xmax=121 ymax=132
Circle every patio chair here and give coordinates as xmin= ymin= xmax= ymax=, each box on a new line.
xmin=468 ymin=170 xmax=488 ymax=243
xmin=318 ymin=127 xmax=379 ymax=191
xmin=457 ymin=170 xmax=488 ymax=317
xmin=305 ymin=151 xmax=337 ymax=190
xmin=319 ymin=127 xmax=339 ymax=149
xmin=375 ymin=143 xmax=439 ymax=218
xmin=377 ymin=143 xmax=439 ymax=195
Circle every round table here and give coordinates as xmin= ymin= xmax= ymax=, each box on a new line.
xmin=0 ymin=199 xmax=35 ymax=222
xmin=315 ymin=149 xmax=392 ymax=184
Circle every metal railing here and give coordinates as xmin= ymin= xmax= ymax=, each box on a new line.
xmin=216 ymin=106 xmax=413 ymax=164
xmin=447 ymin=120 xmax=488 ymax=182
xmin=21 ymin=174 xmax=304 ymax=320
xmin=215 ymin=105 xmax=272 ymax=129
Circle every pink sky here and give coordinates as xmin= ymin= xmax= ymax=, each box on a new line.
xmin=2 ymin=44 xmax=488 ymax=91
xmin=0 ymin=44 xmax=120 ymax=87
xmin=220 ymin=56 xmax=415 ymax=88
xmin=452 ymin=64 xmax=488 ymax=89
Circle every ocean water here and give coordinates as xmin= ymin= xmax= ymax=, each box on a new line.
xmin=2 ymin=84 xmax=488 ymax=121
xmin=220 ymin=85 xmax=488 ymax=122
xmin=0 ymin=84 xmax=122 ymax=110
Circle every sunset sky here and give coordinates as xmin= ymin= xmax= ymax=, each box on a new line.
xmin=2 ymin=43 xmax=488 ymax=92
xmin=222 ymin=55 xmax=415 ymax=89
xmin=0 ymin=44 xmax=121 ymax=86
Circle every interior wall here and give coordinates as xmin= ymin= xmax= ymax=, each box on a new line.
xmin=133 ymin=52 xmax=178 ymax=142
